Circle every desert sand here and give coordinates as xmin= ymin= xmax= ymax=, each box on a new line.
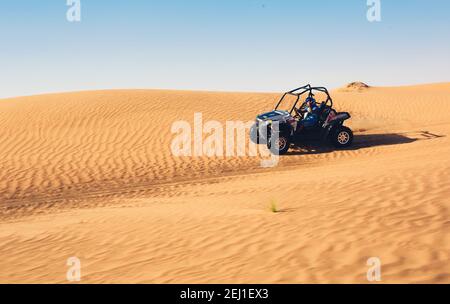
xmin=1 ymin=83 xmax=449 ymax=283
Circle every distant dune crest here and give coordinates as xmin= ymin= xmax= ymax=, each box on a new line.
xmin=339 ymin=82 xmax=371 ymax=92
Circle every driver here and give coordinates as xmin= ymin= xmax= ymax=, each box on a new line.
xmin=297 ymin=96 xmax=319 ymax=130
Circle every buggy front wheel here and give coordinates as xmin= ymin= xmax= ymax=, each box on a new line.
xmin=267 ymin=133 xmax=291 ymax=155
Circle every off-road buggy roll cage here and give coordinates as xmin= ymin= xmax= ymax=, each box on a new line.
xmin=275 ymin=84 xmax=333 ymax=114
xmin=251 ymin=84 xmax=353 ymax=154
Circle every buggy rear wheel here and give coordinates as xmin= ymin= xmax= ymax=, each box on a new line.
xmin=332 ymin=127 xmax=353 ymax=148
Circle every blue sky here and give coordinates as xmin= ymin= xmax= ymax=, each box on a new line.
xmin=0 ymin=0 xmax=449 ymax=98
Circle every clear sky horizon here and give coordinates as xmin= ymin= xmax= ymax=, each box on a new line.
xmin=1 ymin=0 xmax=449 ymax=98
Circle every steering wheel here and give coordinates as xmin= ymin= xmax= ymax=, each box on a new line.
xmin=299 ymin=101 xmax=309 ymax=113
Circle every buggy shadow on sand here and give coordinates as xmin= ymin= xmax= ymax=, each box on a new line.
xmin=286 ymin=133 xmax=419 ymax=156
xmin=251 ymin=84 xmax=353 ymax=155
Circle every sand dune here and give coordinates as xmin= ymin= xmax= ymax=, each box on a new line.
xmin=1 ymin=83 xmax=450 ymax=283
xmin=337 ymin=81 xmax=371 ymax=92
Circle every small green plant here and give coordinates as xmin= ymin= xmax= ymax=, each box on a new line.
xmin=270 ymin=199 xmax=278 ymax=213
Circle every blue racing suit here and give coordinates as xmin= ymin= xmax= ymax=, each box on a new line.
xmin=299 ymin=103 xmax=319 ymax=129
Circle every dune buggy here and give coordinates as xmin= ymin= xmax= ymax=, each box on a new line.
xmin=251 ymin=84 xmax=353 ymax=155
